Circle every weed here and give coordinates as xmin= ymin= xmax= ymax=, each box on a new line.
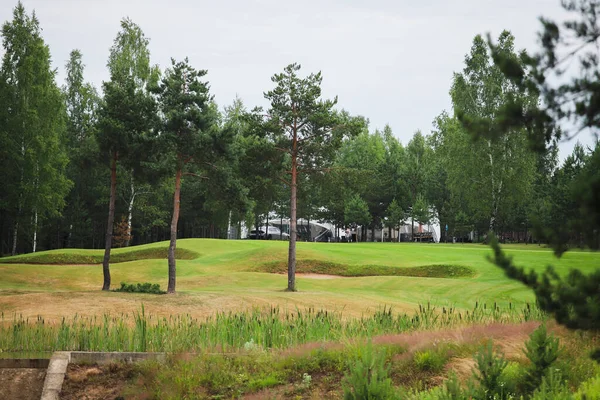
xmin=414 ymin=349 xmax=447 ymax=373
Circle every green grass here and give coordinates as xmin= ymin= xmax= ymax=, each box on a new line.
xmin=0 ymin=246 xmax=199 ymax=264
xmin=256 ymin=259 xmax=474 ymax=278
xmin=0 ymin=239 xmax=598 ymax=318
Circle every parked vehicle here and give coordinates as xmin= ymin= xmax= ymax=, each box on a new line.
xmin=247 ymin=226 xmax=289 ymax=240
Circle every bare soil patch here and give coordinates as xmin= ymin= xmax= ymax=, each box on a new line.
xmin=61 ymin=363 xmax=136 ymax=400
xmin=0 ymin=368 xmax=46 ymax=400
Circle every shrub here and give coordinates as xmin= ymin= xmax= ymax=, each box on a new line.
xmin=530 ymin=369 xmax=572 ymax=400
xmin=472 ymin=341 xmax=509 ymax=399
xmin=343 ymin=342 xmax=397 ymax=400
xmin=574 ymin=375 xmax=600 ymax=400
xmin=523 ymin=324 xmax=561 ymax=392
xmin=498 ymin=362 xmax=525 ymax=396
xmin=414 ymin=349 xmax=447 ymax=373
xmin=113 ymin=282 xmax=166 ymax=294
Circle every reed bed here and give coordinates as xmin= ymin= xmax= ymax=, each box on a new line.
xmin=0 ymin=302 xmax=544 ymax=353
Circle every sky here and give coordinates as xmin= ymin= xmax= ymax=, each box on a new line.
xmin=1 ymin=0 xmax=594 ymax=158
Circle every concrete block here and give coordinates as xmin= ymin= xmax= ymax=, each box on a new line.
xmin=40 ymin=388 xmax=60 ymax=400
xmin=47 ymin=359 xmax=68 ymax=374
xmin=42 ymin=372 xmax=65 ymax=391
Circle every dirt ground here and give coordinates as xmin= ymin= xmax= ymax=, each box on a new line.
xmin=61 ymin=363 xmax=136 ymax=400
xmin=0 ymin=368 xmax=46 ymax=400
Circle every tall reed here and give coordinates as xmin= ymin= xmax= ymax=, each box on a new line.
xmin=0 ymin=302 xmax=544 ymax=353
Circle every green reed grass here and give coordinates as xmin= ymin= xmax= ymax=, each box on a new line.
xmin=0 ymin=302 xmax=544 ymax=353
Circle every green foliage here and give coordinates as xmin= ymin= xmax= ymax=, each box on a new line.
xmin=489 ymin=235 xmax=600 ymax=361
xmin=413 ymin=193 xmax=433 ymax=226
xmin=385 ymin=198 xmax=406 ymax=230
xmin=450 ymin=32 xmax=536 ymax=234
xmin=0 ymin=2 xmax=72 ymax=254
xmin=413 ymin=349 xmax=446 ymax=373
xmin=345 ymin=194 xmax=372 ymax=227
xmin=574 ymin=375 xmax=600 ymax=400
xmin=530 ymin=369 xmax=572 ymax=400
xmin=114 ymin=282 xmax=166 ymax=294
xmin=343 ymin=342 xmax=397 ymax=400
xmin=498 ymin=362 xmax=525 ymax=396
xmin=472 ymin=341 xmax=509 ymax=399
xmin=523 ymin=324 xmax=561 ymax=392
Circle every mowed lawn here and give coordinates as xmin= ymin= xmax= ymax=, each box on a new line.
xmin=0 ymin=239 xmax=598 ymax=321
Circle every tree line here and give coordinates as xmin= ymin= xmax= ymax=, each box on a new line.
xmin=1 ymin=2 xmax=598 ymax=292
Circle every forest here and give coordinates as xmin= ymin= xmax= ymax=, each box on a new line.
xmin=0 ymin=1 xmax=598 ymax=258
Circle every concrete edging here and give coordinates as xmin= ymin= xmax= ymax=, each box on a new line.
xmin=40 ymin=351 xmax=165 ymax=400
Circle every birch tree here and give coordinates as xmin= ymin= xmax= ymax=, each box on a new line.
xmin=0 ymin=2 xmax=70 ymax=255
xmin=449 ymin=32 xmax=536 ymax=234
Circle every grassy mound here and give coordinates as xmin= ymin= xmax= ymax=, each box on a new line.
xmin=0 ymin=247 xmax=200 ymax=265
xmin=255 ymin=259 xmax=474 ymax=278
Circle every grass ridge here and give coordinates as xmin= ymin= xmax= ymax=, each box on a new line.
xmin=0 ymin=247 xmax=200 ymax=265
xmin=254 ymin=259 xmax=475 ymax=278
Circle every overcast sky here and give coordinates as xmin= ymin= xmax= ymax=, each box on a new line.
xmin=1 ymin=0 xmax=593 ymax=158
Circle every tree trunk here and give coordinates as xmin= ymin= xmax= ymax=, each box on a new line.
xmin=227 ymin=211 xmax=232 ymax=239
xmin=11 ymin=220 xmax=19 ymax=256
xmin=411 ymin=216 xmax=415 ymax=242
xmin=32 ymin=210 xmax=38 ymax=253
xmin=265 ymin=213 xmax=269 ymax=240
xmin=102 ymin=152 xmax=118 ymax=291
xmin=287 ymin=126 xmax=298 ymax=292
xmin=125 ymin=176 xmax=135 ymax=247
xmin=168 ymin=167 xmax=182 ymax=294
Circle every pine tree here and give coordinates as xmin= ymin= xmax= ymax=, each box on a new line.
xmin=97 ymin=18 xmax=156 ymax=290
xmin=153 ymin=58 xmax=229 ymax=294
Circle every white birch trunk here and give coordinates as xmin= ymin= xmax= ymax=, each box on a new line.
xmin=32 ymin=210 xmax=38 ymax=253
xmin=125 ymin=176 xmax=135 ymax=247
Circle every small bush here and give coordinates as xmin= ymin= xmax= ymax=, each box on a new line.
xmin=498 ymin=362 xmax=525 ymax=395
xmin=113 ymin=282 xmax=166 ymax=294
xmin=530 ymin=369 xmax=572 ymax=400
xmin=414 ymin=349 xmax=447 ymax=373
xmin=343 ymin=342 xmax=397 ymax=400
xmin=472 ymin=341 xmax=509 ymax=399
xmin=523 ymin=324 xmax=561 ymax=392
xmin=574 ymin=374 xmax=600 ymax=400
